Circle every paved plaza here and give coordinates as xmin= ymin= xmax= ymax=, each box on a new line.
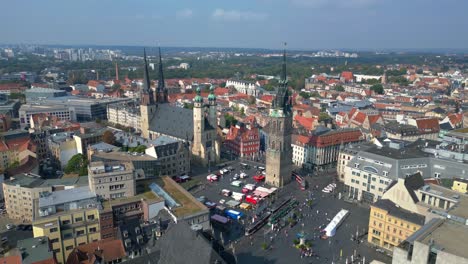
xmin=191 ymin=160 xmax=392 ymax=264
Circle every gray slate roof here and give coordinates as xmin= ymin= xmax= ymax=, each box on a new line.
xmin=149 ymin=104 xmax=193 ymax=140
xmin=158 ymin=222 xmax=225 ymax=264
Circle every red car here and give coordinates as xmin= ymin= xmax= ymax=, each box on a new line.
xmin=253 ymin=175 xmax=265 ymax=182
xmin=242 ymin=188 xmax=250 ymax=194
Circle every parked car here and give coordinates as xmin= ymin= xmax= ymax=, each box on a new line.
xmin=6 ymin=224 xmax=14 ymax=230
xmin=1 ymin=237 xmax=7 ymax=244
xmin=219 ymin=199 xmax=226 ymax=205
xmin=232 ymin=174 xmax=240 ymax=180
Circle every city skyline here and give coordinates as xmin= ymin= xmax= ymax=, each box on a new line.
xmin=2 ymin=0 xmax=468 ymax=50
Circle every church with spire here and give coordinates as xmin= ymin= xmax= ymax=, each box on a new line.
xmin=264 ymin=46 xmax=293 ymax=187
xmin=139 ymin=48 xmax=220 ymax=166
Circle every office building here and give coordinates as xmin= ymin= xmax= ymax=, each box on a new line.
xmin=19 ymin=104 xmax=76 ymax=129
xmin=32 ymin=187 xmax=101 ymax=264
xmin=88 ymin=161 xmax=136 ymax=199
xmin=30 ymin=96 xmax=131 ymax=122
xmin=338 ymin=139 xmax=468 ymax=202
xmin=25 ymin=87 xmax=67 ymax=101
xmin=3 ymin=174 xmax=88 ymax=222
xmin=393 ymin=218 xmax=468 ymax=264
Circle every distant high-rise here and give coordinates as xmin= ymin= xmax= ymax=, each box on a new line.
xmin=265 ymin=46 xmax=293 ymax=187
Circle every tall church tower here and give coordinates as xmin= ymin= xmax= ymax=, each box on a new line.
xmin=156 ymin=47 xmax=168 ymax=103
xmin=208 ymin=86 xmax=220 ymax=163
xmin=191 ymin=87 xmax=206 ymax=164
xmin=191 ymin=87 xmax=219 ymax=166
xmin=265 ymin=46 xmax=293 ymax=187
xmin=140 ymin=48 xmax=156 ymax=139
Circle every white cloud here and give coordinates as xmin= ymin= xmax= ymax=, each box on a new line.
xmin=176 ymin=9 xmax=193 ymax=19
xmin=212 ymin=9 xmax=268 ymax=21
xmin=291 ymin=0 xmax=379 ymax=8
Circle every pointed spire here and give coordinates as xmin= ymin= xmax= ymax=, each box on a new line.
xmin=141 ymin=48 xmax=154 ymax=105
xmin=157 ymin=46 xmax=165 ymax=92
xmin=143 ymin=48 xmax=151 ymax=93
xmin=280 ymin=42 xmax=288 ymax=86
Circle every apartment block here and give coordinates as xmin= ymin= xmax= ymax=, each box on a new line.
xmin=88 ymin=161 xmax=136 ymax=199
xmin=32 ymin=187 xmax=101 ymax=264
xmin=368 ymin=199 xmax=425 ymax=251
xmin=2 ymin=174 xmax=87 ymax=222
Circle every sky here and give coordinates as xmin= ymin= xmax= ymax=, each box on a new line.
xmin=1 ymin=0 xmax=468 ymax=50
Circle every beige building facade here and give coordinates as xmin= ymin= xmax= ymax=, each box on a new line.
xmin=88 ymin=161 xmax=136 ymax=199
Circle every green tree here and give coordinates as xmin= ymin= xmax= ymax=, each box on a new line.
xmin=64 ymin=154 xmax=88 ymax=176
xmin=370 ymin=84 xmax=385 ymax=95
xmin=183 ymin=103 xmax=194 ymax=109
xmin=224 ymin=114 xmax=238 ymax=128
xmin=335 ymin=85 xmax=344 ymax=92
xmin=319 ymin=112 xmax=331 ymax=122
xmin=299 ymin=91 xmax=310 ymax=99
xmin=240 ymin=107 xmax=245 ymax=117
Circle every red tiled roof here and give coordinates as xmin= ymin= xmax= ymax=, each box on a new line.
xmin=0 ymin=83 xmax=25 ymax=90
xmin=448 ymin=113 xmax=463 ymax=126
xmin=259 ymin=95 xmax=274 ymax=103
xmin=226 ymin=125 xmax=259 ymax=141
xmin=292 ymin=134 xmax=311 ymax=145
xmin=368 ymin=115 xmax=382 ymax=125
xmin=415 ymin=118 xmax=440 ymax=132
xmin=0 ymin=256 xmax=22 ymax=264
xmin=341 ymin=71 xmax=354 ymax=81
xmin=294 ymin=115 xmax=317 ymax=130
xmin=66 ymin=239 xmax=126 ymax=264
xmin=310 ymin=129 xmax=363 ymax=148
xmin=351 ymin=112 xmax=366 ymax=125
xmin=214 ymin=87 xmax=229 ymax=96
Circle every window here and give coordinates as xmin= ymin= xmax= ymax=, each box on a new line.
xmin=76 ymin=230 xmax=85 ymax=236
xmin=50 ymin=227 xmax=58 ymax=233
xmin=62 ymin=220 xmax=70 ymax=225
xmin=75 ymin=217 xmax=83 ymax=222
xmin=50 ymin=238 xmax=59 ymax=243
xmin=66 ymin=245 xmax=74 ymax=250
xmin=89 ymin=227 xmax=97 ymax=233
xmin=87 ymin=215 xmax=95 ymax=220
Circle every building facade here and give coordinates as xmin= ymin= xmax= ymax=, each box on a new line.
xmin=226 ymin=80 xmax=260 ymax=96
xmin=293 ymin=128 xmax=364 ymax=170
xmin=368 ymin=199 xmax=425 ymax=251
xmin=88 ymin=161 xmax=136 ymax=199
xmin=224 ymin=123 xmax=260 ymax=158
xmin=107 ymin=102 xmax=141 ymax=131
xmin=32 ymin=187 xmax=101 ymax=264
xmin=338 ymin=139 xmax=468 ymax=203
xmin=19 ymin=104 xmax=76 ymax=129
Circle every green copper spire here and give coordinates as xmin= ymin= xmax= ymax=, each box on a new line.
xmin=208 ymin=85 xmax=216 ymax=101
xmin=194 ymin=86 xmax=203 ymax=103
